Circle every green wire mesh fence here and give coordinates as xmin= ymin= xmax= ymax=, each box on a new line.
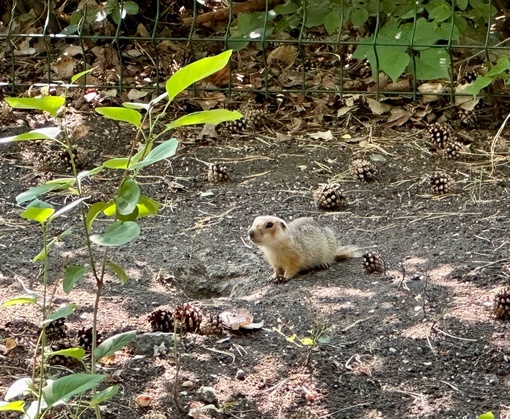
xmin=0 ymin=0 xmax=508 ymax=101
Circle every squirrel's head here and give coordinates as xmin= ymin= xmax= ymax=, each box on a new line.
xmin=248 ymin=216 xmax=288 ymax=246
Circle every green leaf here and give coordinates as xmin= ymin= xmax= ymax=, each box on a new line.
xmin=90 ymin=221 xmax=140 ymax=247
xmin=428 ymin=3 xmax=452 ymax=22
xmin=49 ymin=197 xmax=88 ymax=222
xmin=42 ymin=373 xmax=106 ymax=408
xmin=71 ymin=67 xmax=97 ymax=84
xmin=132 ymin=138 xmax=178 ymax=169
xmin=168 ymin=109 xmax=242 ymax=129
xmin=34 ymin=228 xmax=73 ymax=262
xmin=317 ymin=334 xmax=331 ymax=344
xmin=103 ymin=157 xmax=132 ymax=169
xmin=117 ymin=206 xmax=139 ymax=222
xmin=21 ymin=199 xmax=55 ymax=223
xmin=33 ymin=228 xmax=73 ymax=262
xmin=90 ymin=386 xmax=119 ymax=406
xmin=48 ymin=347 xmax=86 ymax=360
xmin=123 ymin=102 xmax=150 ymax=111
xmin=274 ymin=1 xmax=299 ymax=15
xmin=166 ymin=50 xmax=232 ymax=102
xmin=16 ymin=179 xmax=75 ymax=205
xmin=4 ymin=96 xmax=65 ymax=116
xmin=106 ymin=261 xmax=128 ymax=284
xmin=42 ymin=304 xmax=77 ymax=325
xmin=123 ymin=1 xmax=139 ymax=14
xmin=2 ymin=293 xmax=37 ymax=307
xmin=95 ymin=107 xmax=142 ymax=127
xmin=63 ymin=265 xmax=89 ymax=293
xmin=413 ymin=48 xmax=450 ymax=80
xmin=86 ymin=202 xmax=112 ymax=232
xmin=138 ymin=195 xmax=160 ymax=217
xmin=116 ymin=179 xmax=140 ymax=216
xmin=0 ymin=127 xmax=61 ymax=143
xmin=93 ymin=330 xmax=136 ymax=361
xmin=0 ymin=401 xmax=25 ymax=412
xmin=379 ymin=46 xmax=410 ymax=82
xmin=463 ymin=75 xmax=493 ymax=95
xmin=478 ymin=413 xmax=494 ymax=419
xmin=300 ymin=337 xmax=314 ymax=346
xmin=324 ymin=12 xmax=341 ymax=35
xmin=457 ymin=0 xmax=468 ymax=10
xmin=305 ymin=4 xmax=329 ymax=27
xmin=486 ymin=57 xmax=510 ymax=78
xmin=350 ymin=7 xmax=369 ymax=27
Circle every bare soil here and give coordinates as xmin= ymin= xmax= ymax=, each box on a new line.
xmin=1 ymin=111 xmax=510 ymax=419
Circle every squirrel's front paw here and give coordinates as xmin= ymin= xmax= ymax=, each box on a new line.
xmin=271 ymin=274 xmax=290 ymax=284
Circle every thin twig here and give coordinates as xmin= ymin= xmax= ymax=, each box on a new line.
xmin=432 ymin=326 xmax=477 ymax=342
xmin=342 ymin=316 xmax=375 ymax=332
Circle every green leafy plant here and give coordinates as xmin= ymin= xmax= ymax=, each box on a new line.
xmin=62 ymin=0 xmax=140 ymax=35
xmin=274 ymin=319 xmax=331 ymax=365
xmin=231 ymin=0 xmax=499 ymax=83
xmin=0 ymin=50 xmax=241 ymax=418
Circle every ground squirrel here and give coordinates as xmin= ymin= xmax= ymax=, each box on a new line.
xmin=248 ymin=216 xmax=361 ymax=283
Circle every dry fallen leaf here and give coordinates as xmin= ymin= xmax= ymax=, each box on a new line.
xmin=5 ymin=337 xmax=16 ymax=351
xmin=135 ymin=394 xmax=152 ymax=407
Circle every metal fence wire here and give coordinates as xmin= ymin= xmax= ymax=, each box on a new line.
xmin=0 ymin=0 xmax=508 ymax=101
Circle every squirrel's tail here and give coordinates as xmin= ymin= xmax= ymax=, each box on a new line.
xmin=335 ymin=245 xmax=363 ymax=262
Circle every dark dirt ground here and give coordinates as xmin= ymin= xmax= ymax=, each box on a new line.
xmin=1 ymin=109 xmax=510 ymax=419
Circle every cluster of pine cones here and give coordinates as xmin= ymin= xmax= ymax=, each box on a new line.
xmin=45 ymin=318 xmax=103 ymax=367
xmin=148 ymin=302 xmax=223 ymax=336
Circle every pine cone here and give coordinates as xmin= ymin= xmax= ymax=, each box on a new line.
xmin=225 ymin=117 xmax=248 ymax=134
xmin=350 ymin=158 xmax=377 ymax=182
xmin=174 ymin=303 xmax=203 ymax=334
xmin=458 ymin=108 xmax=477 ymax=127
xmin=208 ymin=163 xmax=229 ymax=183
xmin=45 ymin=318 xmax=68 ymax=341
xmin=313 ymin=183 xmax=346 ymax=211
xmin=462 ymin=70 xmax=478 ymax=84
xmin=199 ymin=314 xmax=224 ymax=336
xmin=244 ymin=108 xmax=267 ymax=128
xmin=428 ymin=123 xmax=452 ymax=149
xmin=362 ymin=251 xmax=385 ymax=274
xmin=444 ymin=141 xmax=463 ymax=160
xmin=148 ymin=309 xmax=174 ymax=333
xmin=430 ymin=172 xmax=453 ymax=195
xmin=48 ymin=342 xmax=80 ymax=368
xmin=77 ymin=327 xmax=102 ymax=351
xmin=494 ymin=288 xmax=510 ymax=320
xmin=0 ymin=101 xmax=14 ymax=125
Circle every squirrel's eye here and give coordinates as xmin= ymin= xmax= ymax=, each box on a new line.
xmin=266 ymin=222 xmax=273 ymax=228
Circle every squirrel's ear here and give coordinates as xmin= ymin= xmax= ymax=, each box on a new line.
xmin=280 ymin=221 xmax=287 ymax=230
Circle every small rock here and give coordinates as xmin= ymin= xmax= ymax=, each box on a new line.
xmin=196 ymin=386 xmax=218 ymax=405
xmin=181 ymin=380 xmax=194 ymax=388
xmin=131 ymin=332 xmax=176 ymax=356
xmin=235 ymin=369 xmax=245 ymax=380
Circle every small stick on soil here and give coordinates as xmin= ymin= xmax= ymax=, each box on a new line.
xmin=264 ymin=378 xmax=288 ymax=395
xmin=432 ymin=326 xmax=477 ymax=342
xmin=426 ymin=333 xmax=437 ymax=356
xmin=440 ymin=380 xmax=460 ymax=391
xmin=204 ymin=347 xmax=236 ymax=363
xmin=342 ymin=315 xmax=375 ymax=332
xmin=397 ymin=262 xmax=409 ymax=292
xmin=472 ymin=258 xmax=508 ymax=273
